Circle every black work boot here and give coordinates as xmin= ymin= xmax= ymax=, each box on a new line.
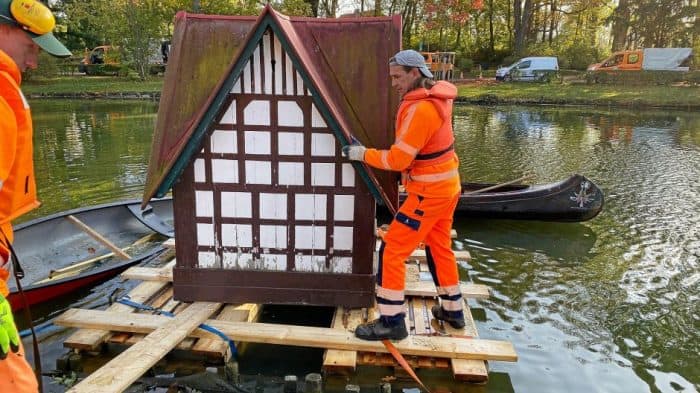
xmin=431 ymin=305 xmax=466 ymax=329
xmin=354 ymin=315 xmax=408 ymax=341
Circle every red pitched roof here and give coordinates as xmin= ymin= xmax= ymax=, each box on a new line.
xmin=143 ymin=6 xmax=401 ymax=211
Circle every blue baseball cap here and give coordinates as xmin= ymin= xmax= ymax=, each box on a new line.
xmin=389 ymin=49 xmax=433 ymax=78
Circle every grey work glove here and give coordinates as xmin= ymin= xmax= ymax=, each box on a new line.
xmin=342 ymin=143 xmax=366 ymax=161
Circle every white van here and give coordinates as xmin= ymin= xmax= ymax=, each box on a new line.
xmin=495 ymin=57 xmax=559 ymax=81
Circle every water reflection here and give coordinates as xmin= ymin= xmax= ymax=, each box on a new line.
xmin=453 ymin=105 xmax=699 ymax=392
xmin=28 ymin=100 xmax=157 ymax=222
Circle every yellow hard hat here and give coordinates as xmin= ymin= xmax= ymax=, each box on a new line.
xmin=0 ymin=0 xmax=71 ymax=57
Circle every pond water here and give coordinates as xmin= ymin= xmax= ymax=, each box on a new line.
xmin=21 ymin=100 xmax=700 ymax=392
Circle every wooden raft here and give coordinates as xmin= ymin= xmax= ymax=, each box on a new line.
xmin=56 ymin=239 xmax=516 ymax=392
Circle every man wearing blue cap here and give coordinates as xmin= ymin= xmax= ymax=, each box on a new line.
xmin=343 ymin=49 xmax=465 ymax=340
xmin=1 ymin=0 xmax=71 ymax=390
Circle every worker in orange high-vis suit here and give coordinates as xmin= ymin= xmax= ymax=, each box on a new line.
xmin=1 ymin=0 xmax=72 ymax=390
xmin=343 ymin=50 xmax=465 ymax=340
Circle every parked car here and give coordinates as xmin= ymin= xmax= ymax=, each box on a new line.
xmin=496 ymin=57 xmax=559 ymax=82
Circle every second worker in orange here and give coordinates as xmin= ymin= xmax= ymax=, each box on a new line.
xmin=343 ymin=49 xmax=465 ymax=340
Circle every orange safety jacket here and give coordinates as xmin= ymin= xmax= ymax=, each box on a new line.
xmin=365 ymin=81 xmax=460 ymax=198
xmin=0 ymin=49 xmax=40 ymax=294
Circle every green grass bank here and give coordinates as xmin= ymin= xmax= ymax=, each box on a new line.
xmin=23 ymin=76 xmax=700 ymax=110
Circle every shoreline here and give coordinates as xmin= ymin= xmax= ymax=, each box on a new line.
xmin=25 ymin=91 xmax=700 ymax=111
xmin=23 ymin=77 xmax=700 ymax=111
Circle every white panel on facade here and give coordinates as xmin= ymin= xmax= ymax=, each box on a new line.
xmin=197 ymin=223 xmax=215 ymax=246
xmin=295 ymin=255 xmax=327 ymax=272
xmin=243 ymin=100 xmax=270 ymax=125
xmin=194 ymin=158 xmax=206 ymax=183
xmin=311 ymin=163 xmax=335 ymax=186
xmin=259 ymin=225 xmax=287 ymax=249
xmin=278 ymin=162 xmax=304 ymax=186
xmin=195 ymin=190 xmax=214 ymax=217
xmin=334 ymin=195 xmax=355 ymax=221
xmin=221 ymin=192 xmax=252 ymax=218
xmin=245 ymin=161 xmax=272 ymax=184
xmin=221 ymin=100 xmax=237 ymax=124
xmin=333 ymin=226 xmax=353 ymax=251
xmin=295 ymin=194 xmax=327 ymax=220
xmin=231 ymin=77 xmax=241 ymax=94
xmin=311 ymin=133 xmax=336 ymax=156
xmin=253 ymin=44 xmax=262 ymax=94
xmin=245 ymin=131 xmax=271 ymax=155
xmin=259 ymin=193 xmax=287 ymax=220
xmin=285 ymin=51 xmax=294 ymax=95
xmin=341 ymin=163 xmax=355 ymax=187
xmin=221 ymin=223 xmax=253 ymax=247
xmin=263 ymin=33 xmax=273 ymax=95
xmin=260 ymin=254 xmax=287 ymax=271
xmin=278 ymin=132 xmax=304 ymax=155
xmin=212 ymin=159 xmax=239 ymax=183
xmin=330 ymin=257 xmax=352 ymax=273
xmin=211 ymin=130 xmax=237 ymax=154
xmin=277 ymin=101 xmax=304 ymax=127
xmin=242 ymin=60 xmax=252 ymax=94
xmin=198 ymin=252 xmax=217 ymax=268
xmin=273 ymin=35 xmax=283 ymax=95
xmin=223 ymin=252 xmax=253 ymax=269
xmin=295 ymin=226 xmax=326 ymax=249
xmin=296 ymin=72 xmax=304 ymax=96
xmin=311 ymin=104 xmax=327 ymax=128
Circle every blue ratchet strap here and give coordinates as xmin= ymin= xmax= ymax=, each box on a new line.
xmin=116 ymin=296 xmax=237 ymax=359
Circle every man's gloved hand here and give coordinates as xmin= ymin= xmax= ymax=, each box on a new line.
xmin=342 ymin=143 xmax=366 ymax=162
xmin=0 ymin=294 xmax=19 ymax=360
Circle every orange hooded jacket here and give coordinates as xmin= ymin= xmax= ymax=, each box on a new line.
xmin=0 ymin=49 xmax=40 ymax=295
xmin=364 ymin=80 xmax=460 ymax=198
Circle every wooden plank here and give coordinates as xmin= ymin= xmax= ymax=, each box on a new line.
xmin=121 ymin=267 xmax=490 ymax=300
xmin=409 ymin=249 xmax=470 ymax=263
xmin=163 ymin=238 xmax=175 ymax=248
xmin=64 ymin=261 xmax=175 ymax=350
xmin=67 ymin=302 xmax=220 ymax=393
xmin=411 ymin=298 xmax=429 ymax=335
xmin=322 ymin=307 xmax=364 ymax=373
xmin=55 ymin=308 xmax=518 ymax=362
xmin=66 ymin=215 xmax=130 ymax=260
xmin=191 ymin=303 xmax=259 ymax=357
xmin=121 ymin=266 xmax=174 ymax=282
xmin=405 ymin=281 xmax=490 ymax=299
xmin=448 ymin=303 xmax=489 ymax=382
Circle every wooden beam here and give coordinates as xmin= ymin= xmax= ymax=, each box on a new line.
xmin=191 ymin=303 xmax=260 ymax=358
xmin=409 ymin=249 xmax=470 ymax=262
xmin=64 ymin=261 xmax=175 ymax=350
xmin=66 ymin=215 xmax=130 ymax=260
xmin=120 ymin=267 xmax=490 ymax=299
xmin=55 ymin=308 xmax=517 ymax=362
xmin=405 ymin=281 xmax=490 ymax=299
xmin=67 ymin=302 xmax=220 ymax=393
xmin=449 ymin=303 xmax=489 ymax=382
xmin=322 ymin=307 xmax=365 ymax=373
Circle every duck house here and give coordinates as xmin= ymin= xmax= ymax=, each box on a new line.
xmin=142 ymin=7 xmax=401 ymax=307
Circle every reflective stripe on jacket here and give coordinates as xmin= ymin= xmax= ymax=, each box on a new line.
xmin=364 ymin=80 xmax=460 ymax=198
xmin=0 ymin=49 xmax=40 ymax=263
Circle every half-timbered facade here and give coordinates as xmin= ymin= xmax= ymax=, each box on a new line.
xmin=143 ymin=7 xmax=401 ymax=307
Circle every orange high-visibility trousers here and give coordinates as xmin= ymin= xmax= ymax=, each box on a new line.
xmin=0 ymin=340 xmax=39 ymax=393
xmin=376 ymin=193 xmax=463 ymax=318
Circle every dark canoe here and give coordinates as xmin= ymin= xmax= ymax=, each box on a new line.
xmin=7 ymin=199 xmax=174 ymax=311
xmin=385 ymin=174 xmax=604 ymax=222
